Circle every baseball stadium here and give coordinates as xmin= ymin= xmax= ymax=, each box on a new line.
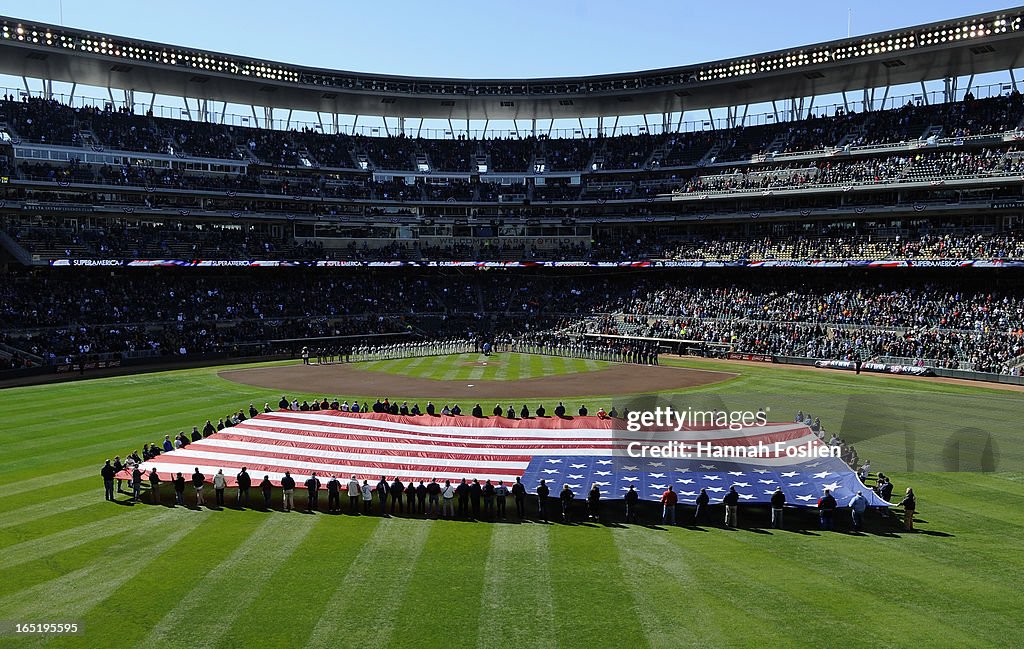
xmin=1 ymin=4 xmax=1023 ymax=648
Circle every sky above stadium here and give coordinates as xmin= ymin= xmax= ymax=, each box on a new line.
xmin=0 ymin=0 xmax=1015 ymax=78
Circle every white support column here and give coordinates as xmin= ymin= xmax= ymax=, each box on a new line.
xmin=862 ymin=88 xmax=872 ymax=111
xmin=944 ymin=77 xmax=956 ymax=103
xmin=1010 ymin=69 xmax=1020 ymax=93
xmin=398 ymin=116 xmax=406 ymax=136
xmin=662 ymin=112 xmax=670 ymax=133
xmin=919 ymin=81 xmax=929 ymax=105
xmin=531 ymin=118 xmax=537 ymax=138
xmin=264 ymin=106 xmax=274 ymax=129
xmin=332 ymin=113 xmax=339 ymax=135
xmin=44 ymin=79 xmax=52 ymax=100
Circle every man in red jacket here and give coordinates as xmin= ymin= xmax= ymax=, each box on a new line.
xmin=661 ymin=485 xmax=678 ymax=525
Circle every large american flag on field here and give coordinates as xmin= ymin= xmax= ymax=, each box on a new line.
xmin=131 ymin=410 xmax=888 ymax=506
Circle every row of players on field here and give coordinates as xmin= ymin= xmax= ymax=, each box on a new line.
xmin=99 ymin=465 xmax=918 ymax=531
xmin=299 ymin=339 xmax=660 ymax=366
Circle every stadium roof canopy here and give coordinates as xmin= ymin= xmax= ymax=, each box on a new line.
xmin=1 ymin=8 xmax=1024 ymax=122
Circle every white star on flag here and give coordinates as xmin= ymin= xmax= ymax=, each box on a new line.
xmin=781 ymin=471 xmax=799 ymax=478
xmin=595 ymin=471 xmax=612 ymax=476
xmin=796 ymin=494 xmax=816 ymax=501
xmin=733 ymin=482 xmax=750 ymax=488
xmin=679 ymin=491 xmax=697 ymax=497
xmin=728 ymin=471 xmax=745 ymax=476
xmin=758 ymin=479 xmax=775 ymax=484
xmin=700 ymin=464 xmax=717 ymax=470
xmin=763 ymin=490 xmax=777 ymax=495
xmin=788 ymin=481 xmax=807 ymax=487
xmin=620 ymin=486 xmax=633 ymax=491
xmin=706 ymin=486 xmax=725 ymax=493
xmin=823 ymin=482 xmax=842 ymax=491
xmin=648 ymin=462 xmax=665 ymax=467
xmin=651 ymin=484 xmax=667 ymax=490
xmin=568 ymin=484 xmax=581 ymax=489
xmin=806 ymin=462 xmax=822 ymax=468
xmin=677 ymin=479 xmax=694 ymax=484
xmin=812 ymin=471 xmax=831 ymax=479
xmin=546 ymin=459 xmax=562 ymax=464
xmin=738 ymin=494 xmax=755 ymax=500
xmin=621 ymin=476 xmax=639 ymax=481
xmin=570 ymin=463 xmax=587 ymax=469
xmin=649 ymin=473 xmax=666 ymax=479
xmin=702 ymin=475 xmax=721 ymax=480
xmin=596 ymin=460 xmax=613 ymax=465
xmin=674 ymin=467 xmax=689 ymax=472
xmin=568 ymin=474 xmax=583 ymax=480
xmin=542 ymin=469 xmax=559 ymax=475
xmin=753 ymin=469 xmax=769 ymax=474
xmin=622 ymin=465 xmax=639 ymax=471
xmin=595 ymin=481 xmax=610 ymax=487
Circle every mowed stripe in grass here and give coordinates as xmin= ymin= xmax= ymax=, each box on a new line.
xmin=390 ymin=520 xmax=491 ymax=648
xmin=140 ymin=514 xmax=316 ymax=649
xmin=476 ymin=523 xmax=556 ymax=649
xmin=304 ymin=517 xmax=432 ymax=649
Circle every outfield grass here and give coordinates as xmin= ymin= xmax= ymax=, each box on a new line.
xmin=0 ymin=356 xmax=1022 ymax=648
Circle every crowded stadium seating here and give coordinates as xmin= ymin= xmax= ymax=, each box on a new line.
xmin=3 ymin=90 xmax=1024 ymax=380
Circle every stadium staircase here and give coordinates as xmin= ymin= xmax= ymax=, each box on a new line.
xmin=697 ymin=144 xmax=721 ymax=166
xmin=0 ymin=341 xmax=44 ymax=367
xmin=836 ymin=124 xmax=866 ymax=148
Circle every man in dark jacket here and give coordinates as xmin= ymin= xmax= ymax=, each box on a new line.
xmin=148 ymin=469 xmax=161 ymax=504
xmin=624 ymin=485 xmax=639 ymax=523
xmin=512 ymin=477 xmax=527 ymax=518
xmin=101 ymin=459 xmax=116 ymax=501
xmin=173 ymin=472 xmax=186 ymax=506
xmin=470 ymin=479 xmax=483 ymax=518
xmin=493 ymin=404 xmax=503 ymax=417
xmin=723 ymin=486 xmax=740 ymax=527
xmin=376 ymin=476 xmax=389 ymax=515
xmin=327 ymin=476 xmax=341 ymax=513
xmin=482 ymin=480 xmax=496 ymax=519
xmin=770 ymin=487 xmax=786 ymax=529
xmin=306 ymin=473 xmax=321 ymax=512
xmin=390 ymin=477 xmax=405 ymax=514
xmin=416 ymin=481 xmax=427 ymax=515
xmin=191 ymin=468 xmax=206 ymax=507
xmin=537 ymin=480 xmax=550 ymax=521
xmin=559 ymin=484 xmax=575 ymax=522
xmin=554 ymin=403 xmax=566 ymax=418
xmin=694 ymin=488 xmax=710 ymax=525
xmin=456 ymin=478 xmax=470 ymax=518
xmin=472 ymin=404 xmax=484 ymax=418
xmin=236 ymin=467 xmax=252 ymax=507
xmin=281 ymin=471 xmax=296 ymax=512
xmin=260 ymin=475 xmax=273 ymax=509
xmin=405 ymin=481 xmax=416 ymax=514
xmin=818 ymin=488 xmax=837 ymax=530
